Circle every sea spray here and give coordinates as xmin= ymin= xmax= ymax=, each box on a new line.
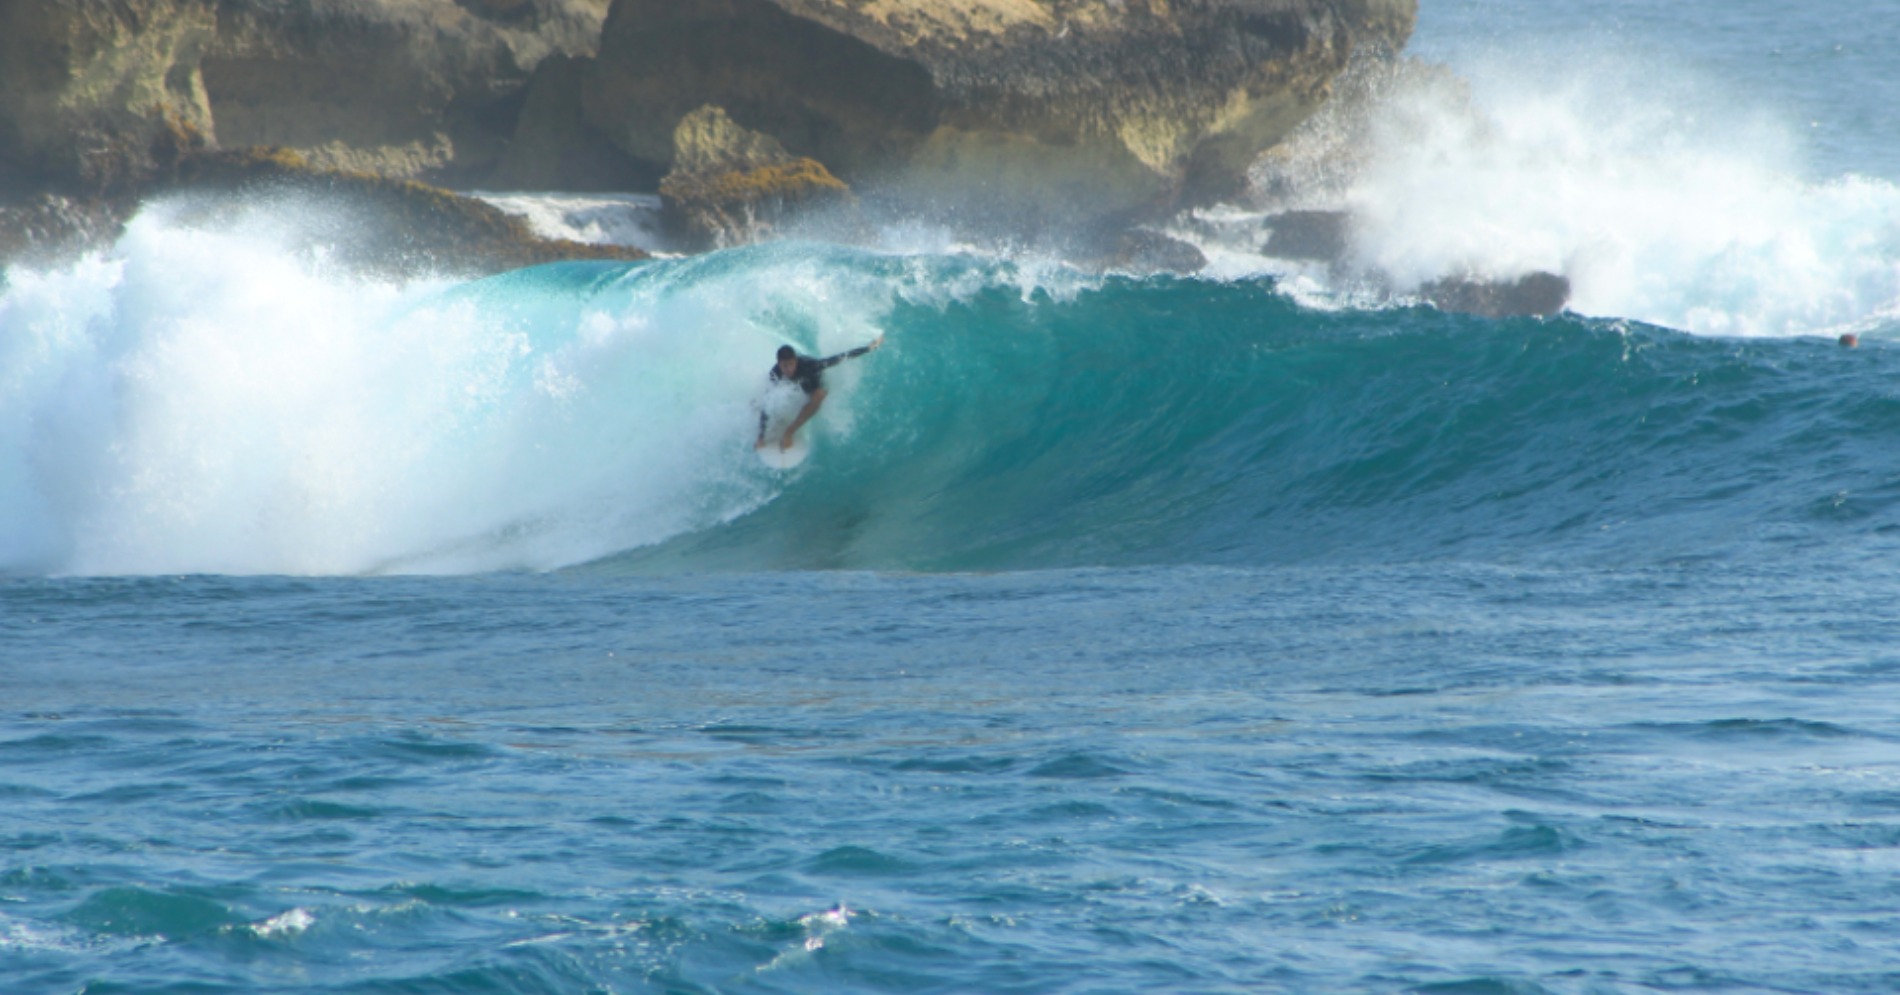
xmin=1198 ymin=46 xmax=1900 ymax=337
xmin=0 ymin=203 xmax=905 ymax=576
xmin=1345 ymin=50 xmax=1900 ymax=336
xmin=8 ymin=182 xmax=1900 ymax=577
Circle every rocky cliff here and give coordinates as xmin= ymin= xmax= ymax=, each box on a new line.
xmin=0 ymin=0 xmax=220 ymax=196
xmin=0 ymin=0 xmax=1413 ymax=206
xmin=580 ymin=0 xmax=1415 ymax=227
xmin=0 ymin=0 xmax=1420 ymax=267
xmin=0 ymin=0 xmax=613 ymax=198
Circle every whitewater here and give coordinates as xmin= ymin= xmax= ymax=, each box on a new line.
xmin=6 ymin=2 xmax=1900 ymax=993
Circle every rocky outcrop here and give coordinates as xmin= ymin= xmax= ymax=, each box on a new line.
xmin=0 ymin=144 xmax=648 ymax=280
xmin=656 ymin=106 xmax=853 ymax=248
xmin=165 ymin=147 xmax=650 ymax=275
xmin=581 ymin=0 xmax=1416 ymax=229
xmin=1251 ymin=209 xmax=1570 ymax=317
xmin=0 ymin=0 xmax=613 ymax=199
xmin=1422 ymin=272 xmax=1571 ymax=319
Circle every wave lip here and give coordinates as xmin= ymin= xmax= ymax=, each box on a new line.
xmin=8 ymin=200 xmax=1900 ymax=578
xmin=612 ymin=276 xmax=1900 ymax=573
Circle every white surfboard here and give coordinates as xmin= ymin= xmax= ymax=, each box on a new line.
xmin=756 ymin=436 xmax=811 ymax=469
xmin=755 ymin=382 xmax=813 ymax=469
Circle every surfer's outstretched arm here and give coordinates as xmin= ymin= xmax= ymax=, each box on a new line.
xmin=817 ymin=335 xmax=884 ymax=369
xmin=762 ymin=336 xmax=883 ymax=451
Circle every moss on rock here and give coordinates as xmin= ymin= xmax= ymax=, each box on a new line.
xmin=658 ymin=106 xmax=854 ymax=248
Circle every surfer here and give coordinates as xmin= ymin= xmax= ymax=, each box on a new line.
xmin=756 ymin=336 xmax=885 ymax=451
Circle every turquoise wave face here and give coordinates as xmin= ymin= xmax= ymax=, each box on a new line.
xmin=5 ymin=218 xmax=1899 ymax=577
xmin=596 ymin=253 xmax=1900 ymax=572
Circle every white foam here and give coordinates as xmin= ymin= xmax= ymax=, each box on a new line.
xmin=0 ymin=201 xmax=911 ymax=576
xmin=0 ymin=912 xmax=85 ymax=953
xmin=1202 ymin=48 xmax=1900 ymax=337
xmin=472 ymin=192 xmax=675 ymax=255
xmin=250 ymin=907 xmax=315 ymax=938
xmin=1352 ymin=51 xmax=1900 ymax=336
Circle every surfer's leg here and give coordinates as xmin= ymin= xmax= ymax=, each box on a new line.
xmin=781 ymin=388 xmax=827 ymax=450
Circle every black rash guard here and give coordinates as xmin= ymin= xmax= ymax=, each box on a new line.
xmin=758 ymin=344 xmax=876 ymax=437
xmin=768 ymin=344 xmax=874 ymax=395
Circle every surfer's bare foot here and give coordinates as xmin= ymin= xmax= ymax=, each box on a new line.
xmin=780 ymin=433 xmax=796 ymax=452
xmin=754 ymin=437 xmax=766 ymax=450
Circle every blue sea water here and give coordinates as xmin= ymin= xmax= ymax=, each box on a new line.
xmin=7 ymin=2 xmax=1900 ymax=993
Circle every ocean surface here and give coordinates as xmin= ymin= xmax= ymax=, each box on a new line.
xmin=6 ymin=2 xmax=1900 ymax=992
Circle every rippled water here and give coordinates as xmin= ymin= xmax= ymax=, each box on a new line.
xmin=8 ymin=0 xmax=1900 ymax=992
xmin=8 ymin=564 xmax=1900 ymax=993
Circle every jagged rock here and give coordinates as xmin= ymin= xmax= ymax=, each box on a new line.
xmin=1424 ymin=272 xmax=1571 ymax=319
xmin=0 ymin=0 xmax=611 ymax=198
xmin=583 ymin=0 xmax=1417 ymax=229
xmin=657 ymin=106 xmax=853 ymax=249
xmin=670 ymin=105 xmax=799 ymax=177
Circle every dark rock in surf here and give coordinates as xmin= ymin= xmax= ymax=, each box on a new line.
xmin=1261 ymin=209 xmax=1351 ymax=261
xmin=1423 ymin=271 xmax=1571 ymax=319
xmin=1254 ymin=209 xmax=1570 ymax=317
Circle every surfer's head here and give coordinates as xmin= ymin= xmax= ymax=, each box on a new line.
xmin=777 ymin=345 xmax=799 ymax=375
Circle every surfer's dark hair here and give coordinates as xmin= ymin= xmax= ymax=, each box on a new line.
xmin=777 ymin=345 xmax=797 ymax=360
